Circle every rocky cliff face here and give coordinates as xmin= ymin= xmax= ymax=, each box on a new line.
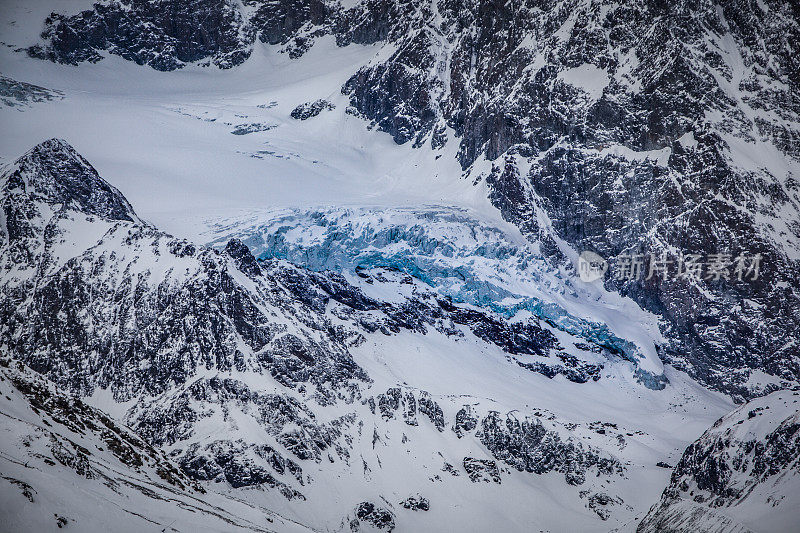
xmin=639 ymin=389 xmax=800 ymax=533
xmin=338 ymin=0 xmax=800 ymax=401
xmin=29 ymin=0 xmax=253 ymax=70
xmin=26 ymin=0 xmax=800 ymax=401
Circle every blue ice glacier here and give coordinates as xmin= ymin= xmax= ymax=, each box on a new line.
xmin=206 ymin=206 xmax=667 ymax=388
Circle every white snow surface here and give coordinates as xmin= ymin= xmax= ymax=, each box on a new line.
xmin=556 ymin=63 xmax=610 ymax=100
xmin=0 ymin=4 xmax=479 ymax=239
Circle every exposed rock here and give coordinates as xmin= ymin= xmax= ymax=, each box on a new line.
xmin=0 ymin=76 xmax=63 ymax=108
xmin=453 ymin=405 xmax=478 ymax=438
xmin=399 ymin=494 xmax=429 ymax=511
xmin=29 ymin=0 xmax=254 ymax=70
xmin=640 ymin=390 xmax=800 ymax=532
xmin=225 ymin=238 xmax=262 ymax=277
xmin=517 ymin=353 xmax=604 ymax=384
xmin=291 ymin=99 xmax=335 ymax=120
xmin=417 ymin=391 xmax=445 ymax=432
xmin=350 ymin=502 xmax=395 ymax=531
xmin=579 ymin=490 xmax=624 ymax=521
xmin=230 ymin=122 xmax=275 ymax=135
xmin=477 ymin=411 xmax=623 ymax=486
xmin=372 ymin=387 xmax=447 ymax=431
xmin=463 ymin=457 xmax=501 ymax=484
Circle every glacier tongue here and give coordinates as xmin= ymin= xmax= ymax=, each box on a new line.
xmin=203 ymin=205 xmax=667 ymax=382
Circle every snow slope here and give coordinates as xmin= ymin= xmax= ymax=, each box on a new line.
xmin=0 ymin=358 xmax=313 ymax=533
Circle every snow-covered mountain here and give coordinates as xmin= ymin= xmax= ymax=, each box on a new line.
xmin=0 ymin=356 xmax=313 ymax=532
xmin=2 ymin=140 xmax=726 ymax=527
xmin=639 ymin=389 xmax=800 ymax=533
xmin=0 ymin=137 xmax=794 ymax=531
xmin=0 ymin=0 xmax=799 ymax=531
xmin=0 ymin=138 xmax=704 ymax=530
xmin=9 ymin=0 xmax=800 ymax=401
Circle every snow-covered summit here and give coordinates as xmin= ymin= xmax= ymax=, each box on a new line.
xmin=2 ymin=138 xmax=138 ymax=223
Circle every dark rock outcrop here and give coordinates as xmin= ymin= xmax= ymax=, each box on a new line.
xmin=478 ymin=411 xmax=623 ymax=486
xmin=291 ymin=99 xmax=335 ymax=120
xmin=463 ymin=457 xmax=501 ymax=483
xmin=399 ymin=494 xmax=429 ymax=511
xmin=350 ymin=502 xmax=395 ymax=531
xmin=29 ymin=0 xmax=254 ymax=70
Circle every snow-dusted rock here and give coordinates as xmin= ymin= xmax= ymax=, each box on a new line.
xmin=0 ymin=357 xmax=313 ymax=532
xmin=639 ymin=390 xmax=800 ymax=533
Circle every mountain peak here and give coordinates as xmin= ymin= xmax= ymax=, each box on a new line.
xmin=2 ymin=138 xmax=137 ymax=222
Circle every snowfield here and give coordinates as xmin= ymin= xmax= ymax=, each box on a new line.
xmin=0 ymin=7 xmax=476 ymax=236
